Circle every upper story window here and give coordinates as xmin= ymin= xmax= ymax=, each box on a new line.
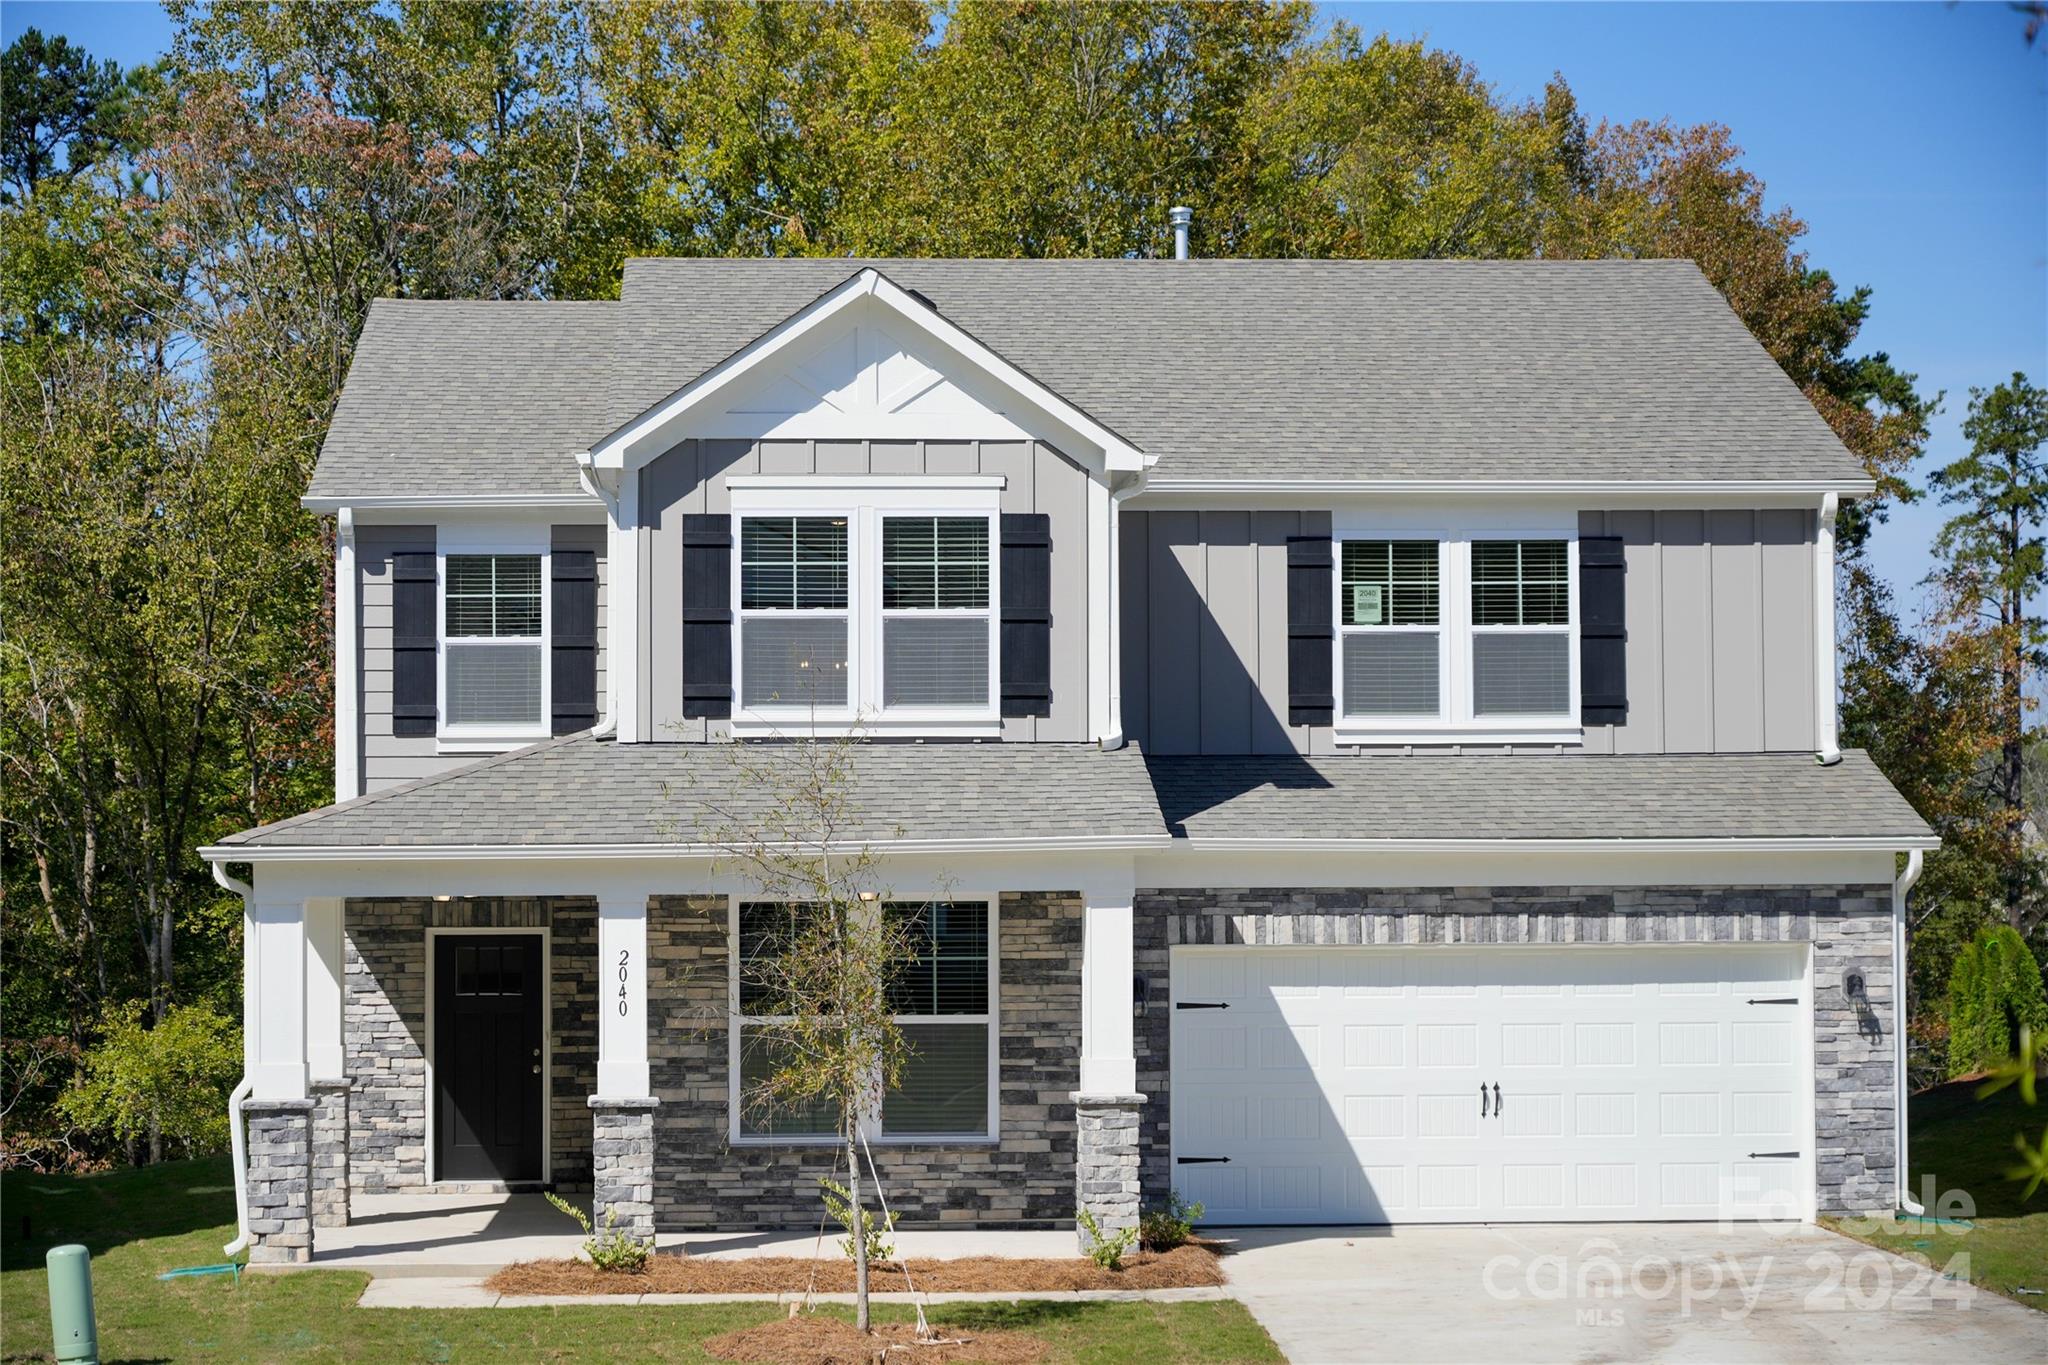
xmin=442 ymin=552 xmax=548 ymax=737
xmin=730 ymin=479 xmax=1001 ymax=735
xmin=1335 ymin=529 xmax=1577 ymax=743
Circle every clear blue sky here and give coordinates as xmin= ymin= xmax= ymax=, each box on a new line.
xmin=9 ymin=1 xmax=2046 ymax=613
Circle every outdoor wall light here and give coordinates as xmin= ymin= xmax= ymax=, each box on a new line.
xmin=1844 ymin=971 xmax=1866 ymax=1001
xmin=1134 ymin=972 xmax=1148 ymax=1019
xmin=856 ymin=891 xmax=879 ymax=903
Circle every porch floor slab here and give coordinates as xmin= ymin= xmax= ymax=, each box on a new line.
xmin=310 ymin=1193 xmax=1079 ymax=1277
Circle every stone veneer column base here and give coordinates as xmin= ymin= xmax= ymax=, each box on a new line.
xmin=309 ymin=1081 xmax=351 ymax=1228
xmin=589 ymin=1097 xmax=659 ymax=1244
xmin=242 ymin=1097 xmax=315 ymax=1264
xmin=1073 ymin=1093 xmax=1144 ymax=1254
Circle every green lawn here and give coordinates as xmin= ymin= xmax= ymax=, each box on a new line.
xmin=1 ymin=1158 xmax=1282 ymax=1363
xmin=1828 ymin=1076 xmax=2048 ymax=1311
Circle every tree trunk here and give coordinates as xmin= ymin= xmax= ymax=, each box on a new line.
xmin=849 ymin=1130 xmax=870 ymax=1333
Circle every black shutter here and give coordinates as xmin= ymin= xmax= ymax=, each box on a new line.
xmin=1580 ymin=534 xmax=1627 ymax=725
xmin=681 ymin=515 xmax=733 ymax=720
xmin=1286 ymin=533 xmax=1334 ymax=726
xmin=1000 ymin=513 xmax=1052 ymax=718
xmin=550 ymin=548 xmax=598 ymax=734
xmin=390 ymin=551 xmax=438 ymax=737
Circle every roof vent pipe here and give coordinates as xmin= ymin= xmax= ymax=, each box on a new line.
xmin=1168 ymin=205 xmax=1192 ymax=260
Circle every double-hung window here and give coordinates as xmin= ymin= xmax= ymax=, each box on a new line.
xmin=730 ymin=479 xmax=1001 ymax=733
xmin=881 ymin=517 xmax=992 ymax=709
xmin=441 ymin=552 xmax=548 ymax=738
xmin=730 ymin=897 xmax=998 ymax=1143
xmin=1334 ymin=527 xmax=1578 ymax=742
xmin=738 ymin=517 xmax=850 ymax=710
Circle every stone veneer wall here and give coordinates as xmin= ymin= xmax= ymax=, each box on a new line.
xmin=646 ymin=891 xmax=1081 ymax=1229
xmin=1133 ymin=885 xmax=1898 ymax=1216
xmin=343 ymin=896 xmax=597 ymax=1192
xmin=243 ymin=1098 xmax=314 ymax=1264
xmin=309 ymin=1080 xmax=350 ymax=1227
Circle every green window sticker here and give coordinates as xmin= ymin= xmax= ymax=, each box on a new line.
xmin=1351 ymin=583 xmax=1384 ymax=625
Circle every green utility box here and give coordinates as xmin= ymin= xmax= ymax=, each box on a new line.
xmin=45 ymin=1243 xmax=98 ymax=1364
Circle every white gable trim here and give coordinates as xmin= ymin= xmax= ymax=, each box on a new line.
xmin=586 ymin=269 xmax=1152 ymax=475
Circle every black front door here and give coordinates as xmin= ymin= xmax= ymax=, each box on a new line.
xmin=435 ymin=934 xmax=544 ymax=1183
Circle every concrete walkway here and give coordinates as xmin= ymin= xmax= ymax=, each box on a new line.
xmin=310 ymin=1192 xmax=1077 ymax=1277
xmin=1211 ymin=1223 xmax=2045 ymax=1364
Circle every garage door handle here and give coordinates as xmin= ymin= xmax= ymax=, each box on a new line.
xmin=1176 ymin=1156 xmax=1231 ymax=1165
xmin=1746 ymin=997 xmax=1799 ymax=1005
xmin=1175 ymin=1002 xmax=1230 ymax=1010
xmin=1480 ymin=1084 xmax=1489 ymax=1117
xmin=1493 ymin=1083 xmax=1502 ymax=1116
xmin=1746 ymin=1151 xmax=1799 ymax=1159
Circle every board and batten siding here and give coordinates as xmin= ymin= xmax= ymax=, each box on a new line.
xmin=637 ymin=438 xmax=1092 ymax=742
xmin=1120 ymin=507 xmax=1818 ymax=757
xmin=356 ymin=522 xmax=608 ymax=793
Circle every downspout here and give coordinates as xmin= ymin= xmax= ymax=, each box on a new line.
xmin=212 ymin=860 xmax=256 ymax=1257
xmin=1894 ymin=847 xmax=1926 ymax=1215
xmin=1102 ymin=472 xmax=1147 ymax=750
xmin=576 ymin=455 xmax=620 ymax=739
xmin=1815 ymin=493 xmax=1842 ymax=765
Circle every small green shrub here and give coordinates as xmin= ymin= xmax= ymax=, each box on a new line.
xmin=1140 ymin=1189 xmax=1206 ymax=1250
xmin=1947 ymin=923 xmax=2048 ymax=1078
xmin=544 ymin=1191 xmax=651 ymax=1273
xmin=818 ymin=1175 xmax=897 ymax=1264
xmin=1076 ymin=1206 xmax=1138 ymax=1270
xmin=58 ymin=1002 xmax=241 ymax=1158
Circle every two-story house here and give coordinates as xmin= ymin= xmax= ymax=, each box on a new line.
xmin=202 ymin=253 xmax=1935 ymax=1264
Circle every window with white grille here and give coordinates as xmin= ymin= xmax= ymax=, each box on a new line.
xmin=442 ymin=553 xmax=546 ymax=734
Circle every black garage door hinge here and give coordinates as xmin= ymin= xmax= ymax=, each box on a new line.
xmin=1175 ymin=1001 xmax=1230 ymax=1010
xmin=1746 ymin=997 xmax=1799 ymax=1005
xmin=1176 ymin=1155 xmax=1231 ymax=1165
xmin=1746 ymin=1151 xmax=1800 ymax=1159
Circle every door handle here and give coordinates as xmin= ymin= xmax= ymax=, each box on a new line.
xmin=1480 ymin=1084 xmax=1489 ymax=1118
xmin=531 ymin=1065 xmax=541 ymax=1074
xmin=1494 ymin=1083 xmax=1502 ymax=1117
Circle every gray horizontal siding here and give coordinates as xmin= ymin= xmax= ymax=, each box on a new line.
xmin=638 ymin=438 xmax=1091 ymax=742
xmin=357 ymin=522 xmax=607 ymax=794
xmin=1122 ymin=507 xmax=1817 ymax=757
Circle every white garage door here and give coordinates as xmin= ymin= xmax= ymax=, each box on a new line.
xmin=1169 ymin=944 xmax=1812 ymax=1224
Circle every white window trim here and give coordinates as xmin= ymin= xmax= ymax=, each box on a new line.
xmin=1333 ymin=518 xmax=1581 ymax=746
xmin=726 ymin=894 xmax=1001 ymax=1147
xmin=729 ymin=482 xmax=1002 ymax=738
xmin=436 ymin=533 xmax=553 ymax=750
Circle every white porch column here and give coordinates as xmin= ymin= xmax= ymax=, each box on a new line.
xmin=1079 ymin=881 xmax=1138 ymax=1096
xmin=246 ymin=896 xmax=309 ymax=1099
xmin=304 ymin=897 xmax=346 ymax=1081
xmin=596 ymin=894 xmax=652 ymax=1097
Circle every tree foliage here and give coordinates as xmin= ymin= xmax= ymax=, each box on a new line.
xmin=57 ymin=1001 xmax=243 ymax=1158
xmin=1947 ymin=923 xmax=2048 ymax=1078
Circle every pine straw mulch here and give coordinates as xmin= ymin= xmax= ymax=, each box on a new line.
xmin=483 ymin=1241 xmax=1224 ymax=1296
xmin=703 ymin=1315 xmax=1047 ymax=1364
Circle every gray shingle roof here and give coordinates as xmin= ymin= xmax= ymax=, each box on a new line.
xmin=1148 ymin=750 xmax=1933 ymax=843
xmin=216 ymin=734 xmax=1169 ymax=848
xmin=216 ymin=739 xmax=1930 ymax=851
xmin=312 ymin=258 xmax=1868 ymax=497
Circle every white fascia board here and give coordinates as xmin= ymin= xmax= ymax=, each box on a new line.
xmin=303 ymin=493 xmax=601 ymax=513
xmin=586 ymin=268 xmax=1153 ymax=475
xmin=199 ymin=833 xmax=1175 ymax=864
xmin=1134 ymin=478 xmax=1878 ymax=509
xmin=1172 ymin=835 xmax=1940 ymax=853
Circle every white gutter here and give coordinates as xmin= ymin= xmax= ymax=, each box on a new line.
xmin=1894 ymin=847 xmax=1927 ymax=1215
xmin=334 ymin=508 xmax=361 ymax=801
xmin=1102 ymin=472 xmax=1147 ymax=751
xmin=1171 ymin=835 xmax=1941 ymax=854
xmin=1815 ymin=493 xmax=1843 ymax=766
xmin=1137 ymin=478 xmax=1881 ymax=498
xmin=199 ymin=832 xmax=1178 ymax=863
xmin=212 ymin=860 xmax=256 ymax=1257
xmin=301 ymin=493 xmax=599 ymax=512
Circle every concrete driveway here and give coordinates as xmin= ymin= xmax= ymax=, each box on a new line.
xmin=1212 ymin=1223 xmax=2044 ymax=1364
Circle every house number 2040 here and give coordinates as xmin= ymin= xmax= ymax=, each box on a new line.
xmin=617 ymin=949 xmax=631 ymax=1017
